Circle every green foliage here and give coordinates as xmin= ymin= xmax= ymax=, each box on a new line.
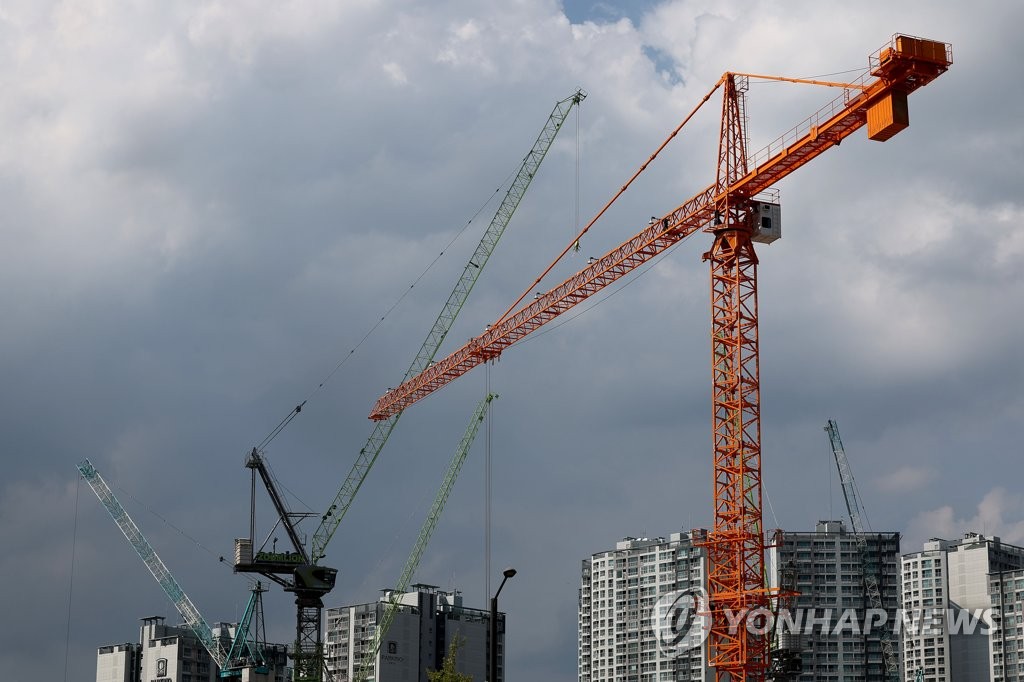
xmin=426 ymin=635 xmax=473 ymax=682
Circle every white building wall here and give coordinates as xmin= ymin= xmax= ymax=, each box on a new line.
xmin=138 ymin=616 xmax=218 ymax=682
xmin=98 ymin=615 xmax=287 ymax=682
xmin=989 ymin=569 xmax=1024 ymax=682
xmin=949 ymin=544 xmax=997 ymax=680
xmin=901 ymin=543 xmax=951 ymax=681
xmin=96 ymin=643 xmax=140 ymax=682
xmin=579 ymin=529 xmax=711 ymax=682
xmin=325 ymin=604 xmax=357 ymax=681
xmin=902 ymin=533 xmax=1024 ymax=682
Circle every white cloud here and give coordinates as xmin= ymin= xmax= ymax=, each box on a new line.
xmin=779 ymin=189 xmax=1024 ymax=384
xmin=185 ymin=0 xmax=358 ymax=64
xmin=906 ymin=489 xmax=1024 ymax=551
xmin=436 ymin=19 xmax=496 ymax=72
xmin=876 ymin=465 xmax=937 ymax=494
xmin=382 ymin=61 xmax=409 ymax=85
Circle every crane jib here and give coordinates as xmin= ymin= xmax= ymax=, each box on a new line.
xmin=369 ymin=35 xmax=951 ymax=421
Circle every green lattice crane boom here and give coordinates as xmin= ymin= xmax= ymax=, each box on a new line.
xmin=309 ymin=88 xmax=586 ymax=564
xmin=222 ymin=583 xmax=269 ymax=677
xmin=236 ymin=88 xmax=584 ymax=682
xmin=824 ymin=420 xmax=900 ymax=680
xmin=355 ymin=393 xmax=496 ymax=682
xmin=77 ymin=459 xmax=229 ymax=668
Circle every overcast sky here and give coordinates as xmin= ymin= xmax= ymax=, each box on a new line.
xmin=2 ymin=1 xmax=1022 ymax=681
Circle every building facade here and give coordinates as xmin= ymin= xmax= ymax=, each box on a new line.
xmin=138 ymin=616 xmax=220 ymax=682
xmin=768 ymin=520 xmax=901 ymax=682
xmin=989 ymin=568 xmax=1024 ymax=682
xmin=96 ymin=642 xmax=141 ymax=682
xmin=902 ymin=533 xmax=1024 ymax=682
xmin=96 ymin=616 xmax=289 ymax=682
xmin=325 ymin=584 xmax=500 ymax=682
xmin=578 ymin=530 xmax=711 ymax=682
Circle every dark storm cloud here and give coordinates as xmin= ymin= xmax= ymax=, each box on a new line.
xmin=1 ymin=2 xmax=1021 ymax=681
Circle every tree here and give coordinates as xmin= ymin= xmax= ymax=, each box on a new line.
xmin=427 ymin=635 xmax=473 ymax=682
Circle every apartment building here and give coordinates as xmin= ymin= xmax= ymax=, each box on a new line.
xmin=903 ymin=533 xmax=1024 ymax=681
xmin=325 ymin=584 xmax=499 ymax=682
xmin=579 ymin=530 xmax=711 ymax=682
xmin=769 ymin=520 xmax=901 ymax=682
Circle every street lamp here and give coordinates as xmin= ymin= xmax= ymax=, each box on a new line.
xmin=490 ymin=568 xmax=517 ymax=682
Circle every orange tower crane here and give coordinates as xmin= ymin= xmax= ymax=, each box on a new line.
xmin=370 ymin=35 xmax=951 ymax=680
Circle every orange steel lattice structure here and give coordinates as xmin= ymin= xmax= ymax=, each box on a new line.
xmin=701 ymin=73 xmax=771 ymax=679
xmin=370 ymin=35 xmax=951 ymax=679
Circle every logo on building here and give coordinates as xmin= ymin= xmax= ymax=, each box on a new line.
xmin=382 ymin=639 xmax=406 ymax=665
xmin=647 ymin=586 xmax=710 ymax=656
xmin=156 ymin=658 xmax=167 ymax=677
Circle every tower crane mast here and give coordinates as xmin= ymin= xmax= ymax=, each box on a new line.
xmin=234 ymin=449 xmax=337 ymax=682
xmin=369 ymin=35 xmax=951 ymax=680
xmin=825 ymin=419 xmax=900 ymax=680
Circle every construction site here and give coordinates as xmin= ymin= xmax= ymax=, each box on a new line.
xmin=6 ymin=4 xmax=1022 ymax=682
xmin=77 ymin=33 xmax=956 ymax=682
